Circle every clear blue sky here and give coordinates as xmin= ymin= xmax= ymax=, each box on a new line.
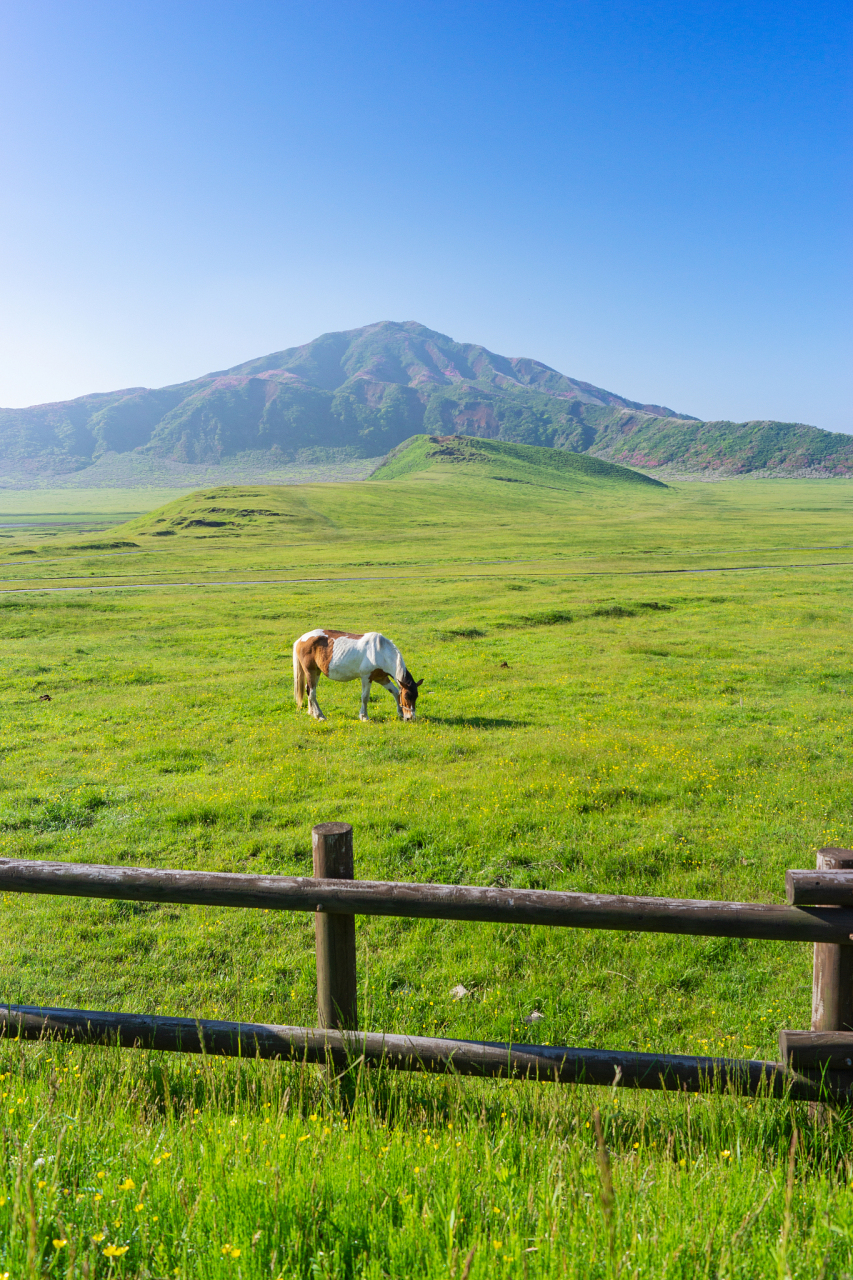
xmin=0 ymin=1 xmax=849 ymax=429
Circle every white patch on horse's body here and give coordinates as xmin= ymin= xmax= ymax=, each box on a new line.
xmin=292 ymin=629 xmax=422 ymax=722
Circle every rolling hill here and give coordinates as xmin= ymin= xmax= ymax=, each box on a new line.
xmin=1 ymin=320 xmax=848 ymax=480
xmin=371 ymin=433 xmax=665 ymax=487
xmin=119 ymin=435 xmax=665 ymax=545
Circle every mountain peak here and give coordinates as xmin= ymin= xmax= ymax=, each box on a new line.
xmin=222 ymin=321 xmax=688 ymax=417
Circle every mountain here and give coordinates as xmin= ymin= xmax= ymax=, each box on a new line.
xmin=0 ymin=320 xmax=847 ymax=478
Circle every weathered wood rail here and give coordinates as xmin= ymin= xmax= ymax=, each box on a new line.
xmin=0 ymin=1004 xmax=837 ymax=1101
xmin=1 ymin=824 xmax=852 ymax=1101
xmin=2 ymin=857 xmax=853 ymax=943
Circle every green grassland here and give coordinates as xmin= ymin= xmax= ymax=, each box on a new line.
xmin=0 ymin=490 xmax=195 ymax=517
xmin=2 ymin=437 xmax=853 ymax=1275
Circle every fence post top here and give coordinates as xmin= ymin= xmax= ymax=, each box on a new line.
xmin=312 ymin=822 xmax=353 ymax=838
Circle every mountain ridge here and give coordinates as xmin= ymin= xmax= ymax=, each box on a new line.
xmin=1 ymin=321 xmax=848 ymax=479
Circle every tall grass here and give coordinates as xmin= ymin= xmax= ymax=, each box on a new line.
xmin=1 ymin=1040 xmax=851 ymax=1278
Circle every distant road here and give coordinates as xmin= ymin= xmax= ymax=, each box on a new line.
xmin=2 ymin=559 xmax=853 ymax=594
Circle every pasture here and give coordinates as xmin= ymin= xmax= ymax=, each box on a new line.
xmin=1 ymin=446 xmax=853 ymax=1275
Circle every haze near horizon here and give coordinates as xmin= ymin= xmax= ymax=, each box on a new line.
xmin=0 ymin=1 xmax=849 ymax=432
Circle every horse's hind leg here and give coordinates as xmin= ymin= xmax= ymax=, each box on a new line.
xmin=306 ymin=668 xmax=326 ymax=721
xmin=359 ymin=676 xmax=371 ymax=721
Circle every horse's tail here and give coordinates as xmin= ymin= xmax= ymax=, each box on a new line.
xmin=293 ymin=642 xmax=305 ymax=708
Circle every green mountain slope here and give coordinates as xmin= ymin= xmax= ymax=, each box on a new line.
xmin=0 ymin=320 xmax=846 ymax=478
xmin=588 ymin=413 xmax=853 ymax=475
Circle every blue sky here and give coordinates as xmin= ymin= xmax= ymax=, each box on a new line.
xmin=0 ymin=1 xmax=849 ymax=429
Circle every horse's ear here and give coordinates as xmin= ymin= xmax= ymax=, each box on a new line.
xmin=416 ymin=678 xmax=424 ymax=687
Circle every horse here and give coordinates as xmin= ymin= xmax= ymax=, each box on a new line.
xmin=292 ymin=629 xmax=423 ymax=722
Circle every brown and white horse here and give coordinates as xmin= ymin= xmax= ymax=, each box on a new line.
xmin=292 ymin=629 xmax=423 ymax=722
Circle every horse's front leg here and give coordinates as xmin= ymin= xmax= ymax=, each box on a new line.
xmin=380 ymin=676 xmax=404 ymax=719
xmin=359 ymin=676 xmax=371 ymax=721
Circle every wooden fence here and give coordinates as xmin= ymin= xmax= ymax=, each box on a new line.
xmin=2 ymin=824 xmax=853 ymax=1101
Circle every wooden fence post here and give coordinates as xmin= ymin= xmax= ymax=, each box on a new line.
xmin=312 ymin=822 xmax=358 ymax=1030
xmin=811 ymin=847 xmax=853 ymax=1034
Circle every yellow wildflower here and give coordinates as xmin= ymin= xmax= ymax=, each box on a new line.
xmin=118 ymin=1178 xmax=134 ymax=1191
xmin=103 ymin=1244 xmax=130 ymax=1257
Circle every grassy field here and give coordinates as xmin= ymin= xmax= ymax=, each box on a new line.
xmin=0 ymin=450 xmax=380 ymax=494
xmin=2 ymin=438 xmax=853 ymax=1275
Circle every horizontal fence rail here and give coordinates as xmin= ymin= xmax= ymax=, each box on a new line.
xmin=2 ymin=858 xmax=853 ymax=944
xmin=0 ymin=1005 xmax=842 ymax=1102
xmin=3 ymin=835 xmax=853 ymax=1103
xmin=787 ymin=870 xmax=853 ymax=907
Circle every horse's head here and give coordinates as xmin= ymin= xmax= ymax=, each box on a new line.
xmin=399 ymin=672 xmax=423 ymax=721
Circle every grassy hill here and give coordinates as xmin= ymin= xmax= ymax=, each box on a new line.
xmin=4 ymin=319 xmax=847 ymax=482
xmin=109 ymin=435 xmax=665 ymax=553
xmin=371 ymin=433 xmax=666 ymax=486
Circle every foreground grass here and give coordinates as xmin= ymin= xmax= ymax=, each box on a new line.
xmin=2 ymin=466 xmax=853 ymax=1273
xmin=1 ymin=1041 xmax=851 ymax=1279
